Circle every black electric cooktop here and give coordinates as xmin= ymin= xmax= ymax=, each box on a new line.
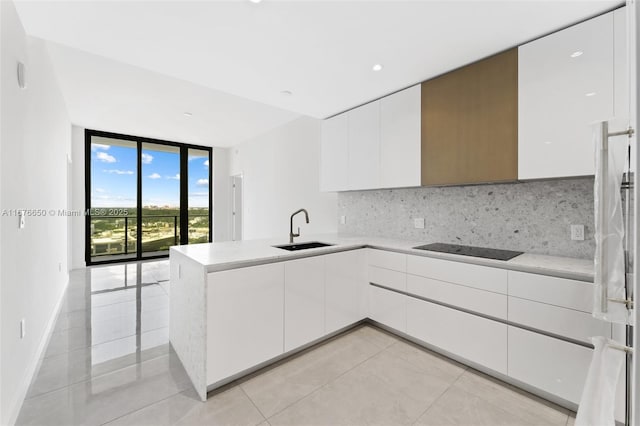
xmin=412 ymin=242 xmax=523 ymax=261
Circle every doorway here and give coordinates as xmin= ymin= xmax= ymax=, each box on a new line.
xmin=231 ymin=174 xmax=243 ymax=241
xmin=85 ymin=129 xmax=213 ymax=265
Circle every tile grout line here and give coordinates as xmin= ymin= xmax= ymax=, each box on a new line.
xmin=239 ymin=385 xmax=270 ymax=425
xmin=98 ymin=389 xmax=185 ymax=426
xmin=261 ymin=329 xmax=396 ymax=422
xmin=409 ymin=365 xmax=469 ymax=426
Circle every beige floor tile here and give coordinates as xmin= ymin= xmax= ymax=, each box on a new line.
xmin=269 ymin=349 xmax=455 ymax=426
xmin=241 ymin=326 xmax=384 ymax=418
xmin=414 ymin=385 xmax=536 ymax=426
xmin=175 ymin=386 xmax=265 ymax=426
xmin=354 ymin=325 xmax=399 ymax=349
xmin=384 ymin=340 xmax=466 ymax=382
xmin=454 ymin=370 xmax=569 ymax=425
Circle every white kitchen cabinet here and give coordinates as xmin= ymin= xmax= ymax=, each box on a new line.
xmin=369 ymin=265 xmax=406 ymax=292
xmin=348 ymin=101 xmax=381 ymax=190
xmin=207 ymin=263 xmax=284 ymax=384
xmin=407 ymin=255 xmax=507 ymax=294
xmin=518 ymin=11 xmax=615 ymax=179
xmin=369 ymin=285 xmax=406 ymax=333
xmin=508 ymin=271 xmax=593 ymax=312
xmin=508 ymin=296 xmax=610 ymax=344
xmin=320 ymin=112 xmax=349 ymax=192
xmin=380 ymin=85 xmax=421 ymax=188
xmin=407 ymin=274 xmax=507 ymax=320
xmin=325 ymin=250 xmax=367 ymax=333
xmin=284 ymin=257 xmax=326 ymax=351
xmin=508 ymin=326 xmax=593 ymax=404
xmin=368 ymin=249 xmax=406 ymax=272
xmin=407 ymin=297 xmax=507 ymax=374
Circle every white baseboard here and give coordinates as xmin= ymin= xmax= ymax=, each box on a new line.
xmin=6 ymin=274 xmax=70 ymax=426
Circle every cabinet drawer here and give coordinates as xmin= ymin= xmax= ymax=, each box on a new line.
xmin=508 ymin=271 xmax=593 ymax=312
xmin=406 ymin=297 xmax=507 ymax=374
xmin=369 ymin=285 xmax=406 ymax=333
xmin=369 ymin=265 xmax=406 ymax=292
xmin=368 ymin=249 xmax=406 ymax=272
xmin=407 ymin=255 xmax=507 ymax=294
xmin=508 ymin=297 xmax=610 ymax=344
xmin=508 ymin=327 xmax=592 ymax=404
xmin=407 ymin=274 xmax=507 ymax=319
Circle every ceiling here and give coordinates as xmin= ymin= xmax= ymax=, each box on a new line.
xmin=43 ymin=41 xmax=299 ymax=147
xmin=15 ymin=0 xmax=623 ymax=145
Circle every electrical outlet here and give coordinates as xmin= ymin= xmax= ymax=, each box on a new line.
xmin=20 ymin=319 xmax=26 ymax=339
xmin=340 ymin=215 xmax=347 ymax=225
xmin=571 ymin=224 xmax=585 ymax=241
xmin=18 ymin=211 xmax=25 ymax=229
xmin=414 ymin=218 xmax=425 ymax=229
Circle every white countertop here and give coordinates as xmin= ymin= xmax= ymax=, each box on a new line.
xmin=170 ymin=234 xmax=594 ymax=282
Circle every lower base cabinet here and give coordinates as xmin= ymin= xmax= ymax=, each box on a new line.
xmin=369 ymin=285 xmax=407 ymax=333
xmin=325 ymin=250 xmax=366 ymax=333
xmin=507 ymin=326 xmax=592 ymax=404
xmin=406 ymin=297 xmax=507 ymax=374
xmin=207 ymin=263 xmax=285 ymax=385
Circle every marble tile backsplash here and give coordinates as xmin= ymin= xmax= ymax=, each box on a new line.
xmin=337 ymin=178 xmax=595 ymax=259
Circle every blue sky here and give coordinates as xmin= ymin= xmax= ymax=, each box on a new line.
xmin=91 ymin=142 xmax=210 ymax=208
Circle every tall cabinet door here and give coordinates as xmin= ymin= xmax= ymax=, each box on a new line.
xmin=380 ymin=85 xmax=421 ymax=189
xmin=348 ymin=101 xmax=381 ymax=190
xmin=325 ymin=249 xmax=367 ymax=333
xmin=518 ymin=12 xmax=614 ymax=179
xmin=320 ymin=113 xmax=349 ymax=191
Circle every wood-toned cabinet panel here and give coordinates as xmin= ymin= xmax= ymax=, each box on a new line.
xmin=421 ymin=48 xmax=518 ymax=186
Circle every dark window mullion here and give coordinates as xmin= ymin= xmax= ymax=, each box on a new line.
xmin=180 ymin=147 xmax=189 ymax=245
xmin=136 ymin=140 xmax=143 ymax=257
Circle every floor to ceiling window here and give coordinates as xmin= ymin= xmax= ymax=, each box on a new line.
xmin=85 ymin=129 xmax=212 ymax=265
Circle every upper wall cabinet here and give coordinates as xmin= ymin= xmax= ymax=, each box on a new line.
xmin=320 ymin=85 xmax=421 ymax=192
xmin=518 ymin=11 xmax=617 ymax=180
xmin=320 ymin=113 xmax=349 ymax=192
xmin=380 ymin=85 xmax=421 ymax=188
xmin=348 ymin=100 xmax=381 ymax=190
xmin=421 ymin=49 xmax=518 ymax=186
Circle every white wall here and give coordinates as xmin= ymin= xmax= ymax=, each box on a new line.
xmin=0 ymin=2 xmax=72 ymax=424
xmin=229 ymin=116 xmax=337 ymax=240
xmin=70 ymin=131 xmax=231 ymax=268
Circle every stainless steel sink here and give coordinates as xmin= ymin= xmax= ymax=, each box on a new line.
xmin=273 ymin=241 xmax=334 ymax=251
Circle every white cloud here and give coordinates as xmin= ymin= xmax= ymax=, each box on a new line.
xmin=196 ymin=178 xmax=209 ymax=186
xmin=141 ymin=153 xmax=153 ymax=164
xmin=204 ymin=159 xmax=209 ymax=167
xmin=95 ymin=188 xmax=106 ymax=193
xmin=91 ymin=143 xmax=110 ymax=151
xmin=148 ymin=173 xmax=161 ymax=179
xmin=166 ymin=174 xmax=180 ymax=180
xmin=96 ymin=152 xmax=116 ymax=163
xmin=103 ymin=169 xmax=134 ymax=175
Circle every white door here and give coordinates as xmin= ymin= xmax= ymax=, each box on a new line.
xmin=231 ymin=174 xmax=243 ymax=241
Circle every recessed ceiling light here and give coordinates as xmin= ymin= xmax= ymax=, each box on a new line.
xmin=249 ymin=0 xmax=262 ymax=3
xmin=183 ymin=112 xmax=193 ymax=117
xmin=544 ymin=141 xmax=552 ymax=145
xmin=372 ymin=64 xmax=383 ymax=72
xmin=585 ymin=92 xmax=596 ymax=97
xmin=280 ymin=90 xmax=293 ymax=96
xmin=570 ymin=51 xmax=584 ymax=58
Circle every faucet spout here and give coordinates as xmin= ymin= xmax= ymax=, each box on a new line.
xmin=289 ymin=208 xmax=310 ymax=243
